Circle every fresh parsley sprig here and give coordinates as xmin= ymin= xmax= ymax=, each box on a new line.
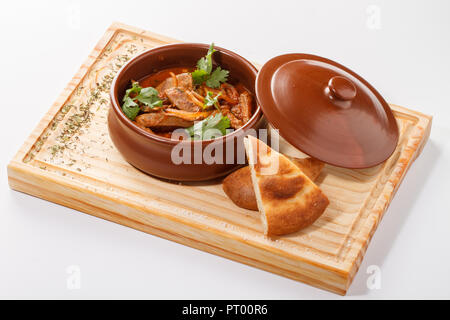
xmin=204 ymin=91 xmax=221 ymax=111
xmin=185 ymin=113 xmax=231 ymax=140
xmin=206 ymin=67 xmax=229 ymax=88
xmin=122 ymin=82 xmax=162 ymax=120
xmin=191 ymin=43 xmax=229 ymax=88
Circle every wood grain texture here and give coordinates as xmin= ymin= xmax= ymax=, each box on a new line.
xmin=7 ymin=22 xmax=432 ymax=295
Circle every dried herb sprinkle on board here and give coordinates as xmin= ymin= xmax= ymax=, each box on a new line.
xmin=48 ymin=44 xmax=139 ymax=160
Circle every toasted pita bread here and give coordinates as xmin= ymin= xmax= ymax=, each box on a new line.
xmin=222 ymin=157 xmax=324 ymax=211
xmin=244 ymin=136 xmax=329 ymax=236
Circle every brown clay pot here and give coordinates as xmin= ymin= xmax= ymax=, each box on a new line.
xmin=108 ymin=43 xmax=265 ymax=181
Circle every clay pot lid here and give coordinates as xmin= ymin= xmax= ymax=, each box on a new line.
xmin=255 ymin=53 xmax=399 ymax=168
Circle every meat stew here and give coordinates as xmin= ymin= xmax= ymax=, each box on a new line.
xmin=120 ymin=44 xmax=255 ymax=140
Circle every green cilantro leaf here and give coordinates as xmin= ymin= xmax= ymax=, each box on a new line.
xmin=192 ymin=69 xmax=209 ymax=85
xmin=205 ymin=113 xmax=230 ymax=136
xmin=122 ymin=98 xmax=140 ymax=120
xmin=191 ymin=43 xmax=229 ymax=87
xmin=205 ymin=67 xmax=229 ymax=88
xmin=137 ymin=87 xmax=163 ymax=107
xmin=196 ymin=57 xmax=208 ymax=73
xmin=122 ymin=82 xmax=141 ymax=120
xmin=204 ymin=91 xmax=221 ymax=111
xmin=185 ymin=113 xmax=231 ymax=140
xmin=123 ymin=82 xmax=141 ymax=99
xmin=196 ymin=43 xmax=216 ymax=74
xmin=121 ymin=82 xmax=162 ymax=120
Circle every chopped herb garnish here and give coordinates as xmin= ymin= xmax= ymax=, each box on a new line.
xmin=122 ymin=82 xmax=162 ymax=120
xmin=191 ymin=69 xmax=209 ymax=85
xmin=206 ymin=67 xmax=229 ymax=88
xmin=136 ymin=87 xmax=162 ymax=107
xmin=191 ymin=43 xmax=229 ymax=88
xmin=185 ymin=113 xmax=231 ymax=140
xmin=197 ymin=43 xmax=216 ymax=74
xmin=204 ymin=91 xmax=221 ymax=111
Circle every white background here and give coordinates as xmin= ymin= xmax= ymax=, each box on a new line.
xmin=1 ymin=0 xmax=449 ymax=299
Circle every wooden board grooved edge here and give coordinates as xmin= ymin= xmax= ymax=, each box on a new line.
xmin=7 ymin=22 xmax=432 ymax=295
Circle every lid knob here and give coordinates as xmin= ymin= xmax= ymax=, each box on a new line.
xmin=327 ymin=76 xmax=357 ymax=101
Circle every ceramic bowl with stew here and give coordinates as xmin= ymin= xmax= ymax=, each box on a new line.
xmin=108 ymin=43 xmax=265 ymax=181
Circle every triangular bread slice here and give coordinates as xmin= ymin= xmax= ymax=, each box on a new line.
xmin=244 ymin=136 xmax=329 ymax=236
xmin=222 ymin=157 xmax=324 ymax=211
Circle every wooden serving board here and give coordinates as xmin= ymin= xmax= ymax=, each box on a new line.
xmin=7 ymin=22 xmax=432 ymax=295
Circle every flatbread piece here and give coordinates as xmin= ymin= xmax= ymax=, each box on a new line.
xmin=244 ymin=136 xmax=329 ymax=236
